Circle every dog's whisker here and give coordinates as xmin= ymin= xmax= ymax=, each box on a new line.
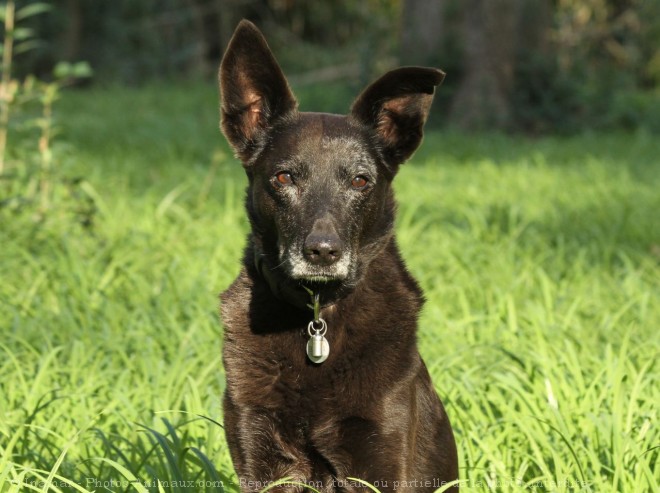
xmin=269 ymin=259 xmax=287 ymax=270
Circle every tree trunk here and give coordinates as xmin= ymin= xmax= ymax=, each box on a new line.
xmin=62 ymin=0 xmax=82 ymax=61
xmin=400 ymin=0 xmax=445 ymax=66
xmin=450 ymin=0 xmax=522 ymax=130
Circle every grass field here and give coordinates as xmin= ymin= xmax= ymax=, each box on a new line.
xmin=1 ymin=83 xmax=659 ymax=492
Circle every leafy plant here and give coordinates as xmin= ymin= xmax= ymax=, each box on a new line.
xmin=0 ymin=0 xmax=92 ymax=224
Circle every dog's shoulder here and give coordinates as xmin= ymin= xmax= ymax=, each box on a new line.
xmin=220 ymin=267 xmax=253 ymax=333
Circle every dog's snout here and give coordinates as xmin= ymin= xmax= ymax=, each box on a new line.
xmin=303 ymin=217 xmax=343 ymax=267
xmin=303 ymin=236 xmax=342 ymax=266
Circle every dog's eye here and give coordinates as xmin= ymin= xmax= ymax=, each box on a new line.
xmin=273 ymin=171 xmax=294 ymax=186
xmin=351 ymin=176 xmax=368 ymax=189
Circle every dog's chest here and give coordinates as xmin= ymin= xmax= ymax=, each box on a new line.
xmin=223 ymin=324 xmax=393 ymax=421
xmin=224 ymin=321 xmax=360 ymax=409
xmin=221 ymin=266 xmax=418 ymax=413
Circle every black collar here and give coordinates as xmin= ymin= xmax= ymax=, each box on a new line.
xmin=253 ymin=244 xmax=313 ymax=311
xmin=252 ymin=242 xmax=349 ymax=313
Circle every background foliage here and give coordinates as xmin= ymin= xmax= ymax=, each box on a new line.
xmin=8 ymin=0 xmax=660 ymax=132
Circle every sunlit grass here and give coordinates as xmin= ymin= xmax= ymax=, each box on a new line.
xmin=1 ymin=84 xmax=658 ymax=492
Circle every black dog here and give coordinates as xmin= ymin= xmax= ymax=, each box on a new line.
xmin=219 ymin=20 xmax=458 ymax=493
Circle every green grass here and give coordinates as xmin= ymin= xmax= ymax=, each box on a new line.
xmin=1 ymin=83 xmax=659 ymax=492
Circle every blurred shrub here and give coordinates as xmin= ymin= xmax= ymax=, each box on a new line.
xmin=13 ymin=0 xmax=399 ymax=86
xmin=511 ymin=0 xmax=660 ymax=133
xmin=7 ymin=0 xmax=660 ymax=133
xmin=607 ymin=90 xmax=660 ymax=131
xmin=0 ymin=1 xmax=94 ymax=227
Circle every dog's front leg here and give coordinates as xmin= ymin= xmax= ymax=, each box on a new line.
xmin=307 ymin=416 xmax=406 ymax=493
xmin=224 ymin=396 xmax=313 ymax=493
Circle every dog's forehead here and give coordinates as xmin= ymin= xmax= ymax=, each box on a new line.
xmin=288 ymin=113 xmax=371 ymax=164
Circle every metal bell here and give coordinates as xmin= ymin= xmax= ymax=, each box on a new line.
xmin=311 ymin=334 xmax=324 ymax=357
xmin=306 ymin=318 xmax=329 ymax=364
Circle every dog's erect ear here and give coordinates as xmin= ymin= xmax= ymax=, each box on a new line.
xmin=350 ymin=67 xmax=445 ymax=168
xmin=220 ymin=20 xmax=297 ymax=162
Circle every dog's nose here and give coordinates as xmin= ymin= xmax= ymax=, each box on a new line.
xmin=303 ymin=218 xmax=343 ymax=266
xmin=303 ymin=236 xmax=342 ymax=266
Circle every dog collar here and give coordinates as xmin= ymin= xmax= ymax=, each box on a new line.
xmin=252 ymin=244 xmax=330 ymax=364
xmin=252 ymin=245 xmax=311 ymax=310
